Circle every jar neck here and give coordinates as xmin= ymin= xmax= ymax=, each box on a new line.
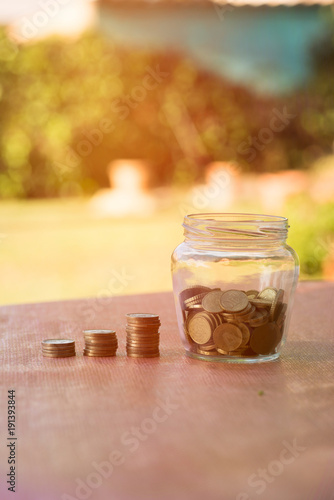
xmin=183 ymin=213 xmax=289 ymax=249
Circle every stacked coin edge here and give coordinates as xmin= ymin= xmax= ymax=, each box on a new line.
xmin=126 ymin=313 xmax=160 ymax=358
xmin=83 ymin=330 xmax=118 ymax=357
xmin=41 ymin=339 xmax=76 ymax=358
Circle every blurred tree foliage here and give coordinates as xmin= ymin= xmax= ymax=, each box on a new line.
xmin=0 ymin=25 xmax=334 ymax=198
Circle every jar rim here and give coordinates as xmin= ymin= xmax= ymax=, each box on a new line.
xmin=185 ymin=213 xmax=288 ymax=224
xmin=183 ymin=212 xmax=289 ymax=244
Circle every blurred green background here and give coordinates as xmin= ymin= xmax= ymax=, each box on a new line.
xmin=0 ymin=4 xmax=334 ymax=305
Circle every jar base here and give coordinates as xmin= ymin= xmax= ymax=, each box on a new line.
xmin=185 ymin=351 xmax=280 ymax=364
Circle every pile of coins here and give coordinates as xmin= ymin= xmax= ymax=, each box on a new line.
xmin=83 ymin=330 xmax=118 ymax=357
xmin=126 ymin=313 xmax=160 ymax=358
xmin=41 ymin=339 xmax=76 ymax=358
xmin=180 ymin=286 xmax=287 ymax=358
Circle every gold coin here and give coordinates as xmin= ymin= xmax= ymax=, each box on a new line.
xmin=84 ymin=339 xmax=117 ymax=345
xmin=83 ymin=330 xmax=116 ymax=339
xmin=84 ymin=335 xmax=117 ymax=340
xmin=184 ymin=292 xmax=208 ymax=308
xmin=126 ymin=313 xmax=159 ymax=320
xmin=42 ymin=344 xmax=76 ymax=350
xmin=187 ymin=304 xmax=204 ymax=311
xmin=126 ymin=332 xmax=159 ymax=338
xmin=276 ymin=303 xmax=287 ymax=326
xmin=249 ymin=298 xmax=272 ymax=308
xmin=213 ymin=323 xmax=243 ymax=351
xmin=247 ymin=309 xmax=269 ymax=327
xmin=84 ymin=331 xmax=116 ymax=336
xmin=269 ymin=289 xmax=284 ymax=321
xmin=84 ymin=352 xmax=116 ymax=357
xmin=258 ymin=287 xmax=277 ymax=303
xmin=250 ymin=322 xmax=280 ymax=355
xmin=42 ymin=339 xmax=75 ymax=347
xmin=126 ymin=343 xmax=160 ymax=349
xmin=126 ymin=320 xmax=160 ymax=326
xmin=198 ymin=340 xmax=216 ymax=350
xmin=127 ymin=324 xmax=160 ymax=330
xmin=84 ymin=338 xmax=117 ymax=344
xmin=126 ymin=332 xmax=159 ymax=339
xmin=197 ymin=348 xmax=219 ymax=356
xmin=224 ymin=304 xmax=255 ymax=322
xmin=179 ymin=286 xmax=212 ymax=308
xmin=217 ymin=348 xmax=229 ymax=355
xmin=126 ymin=340 xmax=159 ymax=346
xmin=83 ymin=351 xmax=116 ymax=357
xmin=202 ymin=290 xmax=224 ymax=313
xmin=42 ymin=347 xmax=75 ymax=353
xmin=238 ymin=323 xmax=251 ymax=346
xmin=43 ymin=351 xmax=76 ymax=358
xmin=220 ymin=290 xmax=249 ymax=313
xmin=188 ymin=315 xmax=213 ymax=344
xmin=126 ymin=314 xmax=160 ymax=325
xmin=84 ymin=329 xmax=116 ymax=334
xmin=126 ymin=351 xmax=159 ymax=356
xmin=127 ymin=352 xmax=160 ymax=358
xmin=42 ymin=348 xmax=76 ymax=355
xmin=200 ymin=312 xmax=218 ymax=330
xmin=126 ymin=349 xmax=159 ymax=354
xmin=125 ymin=327 xmax=160 ymax=337
xmin=85 ymin=344 xmax=118 ymax=351
xmin=246 ymin=290 xmax=259 ymax=299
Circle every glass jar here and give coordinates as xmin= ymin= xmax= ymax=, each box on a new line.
xmin=171 ymin=213 xmax=299 ymax=363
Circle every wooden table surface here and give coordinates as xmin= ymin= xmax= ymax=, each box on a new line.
xmin=0 ymin=281 xmax=333 ymax=500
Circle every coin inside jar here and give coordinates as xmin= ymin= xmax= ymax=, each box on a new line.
xmin=188 ymin=315 xmax=212 ymax=344
xmin=213 ymin=323 xmax=243 ymax=351
xmin=250 ymin=322 xmax=280 ymax=355
xmin=269 ymin=289 xmax=284 ymax=321
xmin=258 ymin=287 xmax=277 ymax=302
xmin=201 ymin=290 xmax=224 ymax=313
xmin=220 ymin=290 xmax=249 ymax=313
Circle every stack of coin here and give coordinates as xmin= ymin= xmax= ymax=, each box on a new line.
xmin=180 ymin=286 xmax=287 ymax=358
xmin=42 ymin=339 xmax=76 ymax=358
xmin=83 ymin=330 xmax=118 ymax=357
xmin=126 ymin=313 xmax=160 ymax=358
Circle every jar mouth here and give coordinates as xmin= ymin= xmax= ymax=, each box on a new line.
xmin=183 ymin=213 xmax=289 ymax=243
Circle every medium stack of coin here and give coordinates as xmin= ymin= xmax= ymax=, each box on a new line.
xmin=180 ymin=285 xmax=287 ymax=359
xmin=83 ymin=330 xmax=118 ymax=357
xmin=126 ymin=313 xmax=160 ymax=358
xmin=42 ymin=339 xmax=76 ymax=358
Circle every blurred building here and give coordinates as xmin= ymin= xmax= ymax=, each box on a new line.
xmin=97 ymin=0 xmax=333 ymax=94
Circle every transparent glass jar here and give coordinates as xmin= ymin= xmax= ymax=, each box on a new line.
xmin=171 ymin=213 xmax=299 ymax=363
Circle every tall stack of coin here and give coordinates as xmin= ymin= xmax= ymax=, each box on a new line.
xmin=180 ymin=286 xmax=287 ymax=358
xmin=83 ymin=330 xmax=118 ymax=357
xmin=42 ymin=339 xmax=76 ymax=358
xmin=126 ymin=313 xmax=160 ymax=358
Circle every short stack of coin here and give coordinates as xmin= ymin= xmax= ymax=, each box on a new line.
xmin=180 ymin=286 xmax=287 ymax=359
xmin=42 ymin=339 xmax=76 ymax=358
xmin=83 ymin=330 xmax=118 ymax=357
xmin=126 ymin=313 xmax=160 ymax=358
